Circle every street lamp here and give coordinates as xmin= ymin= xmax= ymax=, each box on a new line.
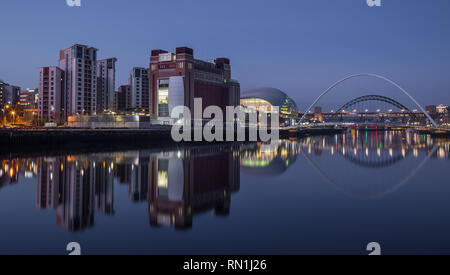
xmin=50 ymin=105 xmax=55 ymax=123
xmin=10 ymin=111 xmax=16 ymax=124
xmin=0 ymin=108 xmax=4 ymax=126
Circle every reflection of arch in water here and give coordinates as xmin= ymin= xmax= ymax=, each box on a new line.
xmin=339 ymin=149 xmax=410 ymax=169
xmin=299 ymin=74 xmax=437 ymax=127
xmin=301 ymin=146 xmax=438 ymax=199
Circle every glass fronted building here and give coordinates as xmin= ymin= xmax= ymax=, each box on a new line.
xmin=240 ymin=87 xmax=299 ymax=126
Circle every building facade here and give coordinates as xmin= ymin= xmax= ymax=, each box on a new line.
xmin=240 ymin=87 xmax=299 ymax=126
xmin=0 ymin=81 xmax=5 ymax=107
xmin=59 ymin=44 xmax=98 ymax=117
xmin=20 ymin=89 xmax=38 ymax=109
xmin=96 ymin=58 xmax=117 ymax=113
xmin=0 ymin=82 xmax=21 ymax=106
xmin=38 ymin=67 xmax=65 ymax=123
xmin=149 ymin=47 xmax=240 ymax=123
xmin=115 ymin=85 xmax=131 ymax=112
xmin=148 ymin=148 xmax=240 ymax=229
xmin=436 ymin=104 xmax=449 ymax=115
xmin=426 ymin=105 xmax=438 ymax=117
xmin=130 ymin=67 xmax=150 ymax=112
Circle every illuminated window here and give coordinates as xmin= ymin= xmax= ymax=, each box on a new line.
xmin=240 ymin=98 xmax=275 ymax=112
xmin=158 ymin=79 xmax=169 ymax=117
xmin=157 ymin=160 xmax=169 ymax=198
xmin=159 ymin=53 xmax=172 ymax=62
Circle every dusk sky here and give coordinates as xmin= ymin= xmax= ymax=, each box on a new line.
xmin=1 ymin=0 xmax=450 ymax=110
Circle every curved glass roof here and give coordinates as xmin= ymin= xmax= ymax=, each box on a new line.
xmin=241 ymin=87 xmax=299 ymax=113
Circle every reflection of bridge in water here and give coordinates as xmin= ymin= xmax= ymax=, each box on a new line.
xmin=298 ymin=130 xmax=449 ymax=198
xmin=342 ymin=149 xmax=409 ymax=169
xmin=0 ymin=132 xmax=448 ymax=231
xmin=240 ymin=130 xmax=449 ymax=198
xmin=299 ymin=130 xmax=438 ymax=168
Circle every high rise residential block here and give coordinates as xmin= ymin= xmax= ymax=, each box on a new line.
xmin=130 ymin=68 xmax=150 ymax=111
xmin=115 ymin=85 xmax=131 ymax=112
xmin=59 ymin=44 xmax=98 ymax=117
xmin=38 ymin=66 xmax=65 ymax=123
xmin=0 ymin=81 xmax=7 ymax=107
xmin=0 ymin=81 xmax=21 ymax=107
xmin=96 ymin=58 xmax=117 ymax=112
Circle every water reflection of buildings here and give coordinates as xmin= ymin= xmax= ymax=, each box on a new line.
xmin=148 ymin=147 xmax=240 ymax=229
xmin=0 ymin=159 xmax=36 ymax=189
xmin=36 ymin=157 xmax=106 ymax=231
xmin=34 ymin=154 xmax=151 ymax=231
xmin=240 ymin=140 xmax=300 ymax=176
xmin=0 ymin=133 xmax=448 ymax=232
xmin=115 ymin=157 xmax=149 ymax=202
xmin=0 ymin=146 xmax=241 ymax=232
xmin=299 ymin=130 xmax=450 ymax=161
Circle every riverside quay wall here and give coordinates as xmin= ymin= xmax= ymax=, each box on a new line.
xmin=0 ymin=126 xmax=345 ymax=154
xmin=0 ymin=127 xmax=173 ymax=150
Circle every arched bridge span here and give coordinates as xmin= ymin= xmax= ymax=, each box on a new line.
xmin=299 ymin=74 xmax=437 ymax=127
xmin=336 ymin=95 xmax=412 ymax=113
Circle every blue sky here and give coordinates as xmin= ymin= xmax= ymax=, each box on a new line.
xmin=0 ymin=0 xmax=449 ymax=110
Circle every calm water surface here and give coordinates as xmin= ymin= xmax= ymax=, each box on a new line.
xmin=0 ymin=130 xmax=449 ymax=255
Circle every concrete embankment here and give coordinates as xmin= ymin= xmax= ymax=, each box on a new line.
xmin=0 ymin=127 xmax=175 ymax=152
xmin=0 ymin=126 xmax=345 ymax=155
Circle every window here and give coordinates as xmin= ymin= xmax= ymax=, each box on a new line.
xmin=159 ymin=54 xmax=172 ymax=62
xmin=158 ymin=79 xmax=169 ymax=117
xmin=157 ymin=160 xmax=169 ymax=198
xmin=76 ymin=46 xmax=83 ymax=59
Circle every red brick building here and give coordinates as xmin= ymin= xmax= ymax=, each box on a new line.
xmin=149 ymin=47 xmax=240 ymax=123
